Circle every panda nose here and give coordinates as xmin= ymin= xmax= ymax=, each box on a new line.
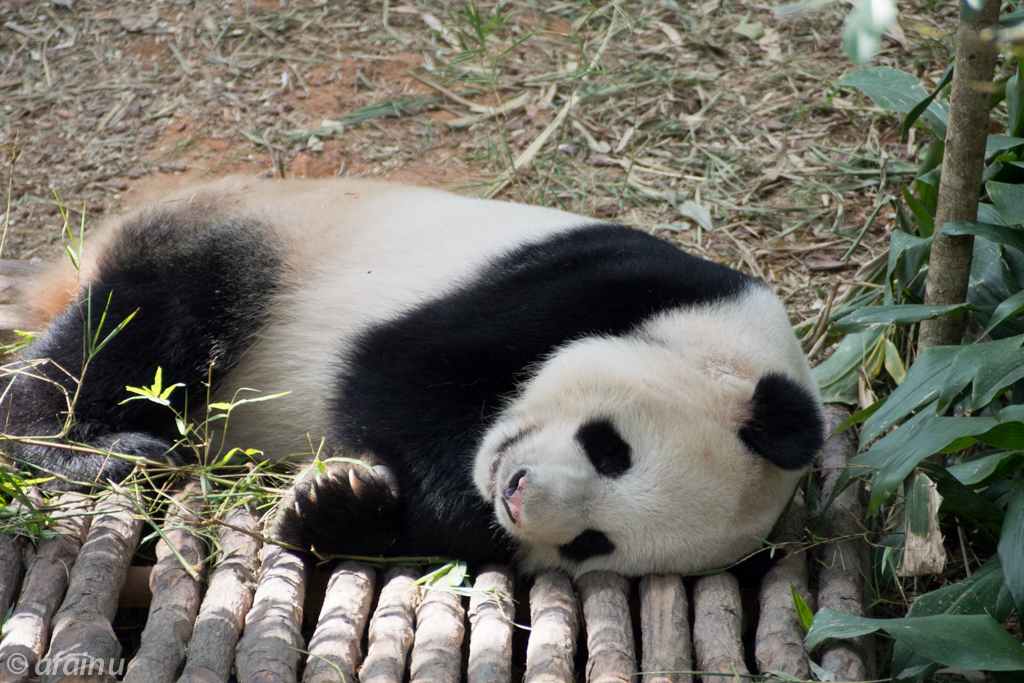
xmin=503 ymin=469 xmax=527 ymax=525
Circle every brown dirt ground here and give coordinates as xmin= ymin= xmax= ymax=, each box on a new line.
xmin=1 ymin=0 xmax=958 ymax=356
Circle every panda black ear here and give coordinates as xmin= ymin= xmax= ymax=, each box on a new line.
xmin=739 ymin=373 xmax=824 ymax=470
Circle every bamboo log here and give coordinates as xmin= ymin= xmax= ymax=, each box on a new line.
xmin=124 ymin=484 xmax=206 ymax=683
xmin=467 ymin=566 xmax=514 ymax=683
xmin=692 ymin=573 xmax=748 ymax=678
xmin=524 ymin=573 xmax=578 ymax=683
xmin=359 ymin=566 xmax=421 ymax=683
xmin=303 ymin=562 xmax=376 ymax=683
xmin=577 ymin=572 xmax=634 ymax=683
xmin=41 ymin=492 xmax=145 ymax=683
xmin=755 ymin=493 xmax=812 ymax=678
xmin=177 ymin=506 xmax=262 ymax=683
xmin=234 ymin=544 xmax=308 ymax=683
xmin=817 ymin=405 xmax=867 ymax=682
xmin=410 ymin=581 xmax=466 ymax=683
xmin=639 ymin=575 xmax=691 ymax=683
xmin=0 ymin=495 xmax=91 ymax=683
xmin=0 ymin=535 xmax=23 ymax=633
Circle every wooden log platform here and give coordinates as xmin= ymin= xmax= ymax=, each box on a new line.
xmin=0 ymin=270 xmax=868 ymax=682
xmin=0 ymin=409 xmax=865 ymax=683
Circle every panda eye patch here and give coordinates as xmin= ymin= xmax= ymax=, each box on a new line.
xmin=576 ymin=419 xmax=631 ymax=478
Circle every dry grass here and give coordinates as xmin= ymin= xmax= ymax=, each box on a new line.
xmin=0 ymin=0 xmax=958 ymax=346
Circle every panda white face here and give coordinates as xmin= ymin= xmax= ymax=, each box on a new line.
xmin=473 ymin=312 xmax=808 ymax=577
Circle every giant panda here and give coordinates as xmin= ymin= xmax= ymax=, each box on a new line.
xmin=3 ymin=176 xmax=824 ymax=577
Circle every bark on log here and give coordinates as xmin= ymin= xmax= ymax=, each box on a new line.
xmin=755 ymin=493 xmax=812 ymax=679
xmin=577 ymin=572 xmax=634 ymax=683
xmin=177 ymin=506 xmax=262 ymax=683
xmin=639 ymin=575 xmax=691 ymax=683
xmin=303 ymin=561 xmax=376 ymax=683
xmin=467 ymin=566 xmax=514 ymax=683
xmin=124 ymin=484 xmax=206 ymax=683
xmin=692 ymin=573 xmax=748 ymax=679
xmin=234 ymin=544 xmax=308 ymax=683
xmin=816 ymin=405 xmax=867 ymax=682
xmin=410 ymin=580 xmax=466 ymax=683
xmin=359 ymin=566 xmax=421 ymax=683
xmin=42 ymin=492 xmax=145 ymax=683
xmin=0 ymin=495 xmax=91 ymax=683
xmin=0 ymin=535 xmax=23 ymax=631
xmin=524 ymin=573 xmax=579 ymax=683
xmin=920 ymin=0 xmax=1001 ymax=349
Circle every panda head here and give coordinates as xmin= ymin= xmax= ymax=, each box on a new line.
xmin=472 ymin=312 xmax=824 ymax=578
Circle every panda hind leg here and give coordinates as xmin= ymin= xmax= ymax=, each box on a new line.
xmin=275 ymin=453 xmax=402 ymax=557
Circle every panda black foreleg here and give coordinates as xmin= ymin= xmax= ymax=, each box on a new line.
xmin=275 ymin=451 xmax=403 ymax=557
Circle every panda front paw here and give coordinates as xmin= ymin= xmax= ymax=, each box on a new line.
xmin=275 ymin=458 xmax=403 ymax=557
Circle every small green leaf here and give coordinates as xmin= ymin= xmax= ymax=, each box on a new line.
xmin=902 ymin=184 xmax=934 ymax=237
xmin=905 ymin=471 xmax=932 ymax=539
xmin=791 ymin=586 xmax=814 ymax=634
xmin=883 ymin=338 xmax=907 ymax=384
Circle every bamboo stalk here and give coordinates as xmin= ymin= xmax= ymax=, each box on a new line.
xmin=692 ymin=573 xmax=748 ymax=678
xmin=234 ymin=544 xmax=308 ymax=683
xmin=410 ymin=582 xmax=466 ymax=683
xmin=754 ymin=493 xmax=812 ymax=678
xmin=639 ymin=575 xmax=691 ymax=683
xmin=0 ymin=495 xmax=91 ymax=683
xmin=125 ymin=483 xmax=206 ymax=683
xmin=303 ymin=561 xmax=376 ymax=683
xmin=42 ymin=492 xmax=145 ymax=683
xmin=524 ymin=573 xmax=578 ymax=683
xmin=817 ymin=405 xmax=868 ymax=681
xmin=177 ymin=506 xmax=262 ymax=683
xmin=359 ymin=566 xmax=421 ymax=683
xmin=467 ymin=566 xmax=514 ymax=683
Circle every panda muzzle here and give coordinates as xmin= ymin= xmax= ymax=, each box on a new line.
xmin=502 ymin=469 xmax=527 ymax=525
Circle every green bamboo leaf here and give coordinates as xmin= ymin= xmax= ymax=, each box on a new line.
xmin=905 ymin=471 xmax=932 ymax=538
xmin=791 ymin=586 xmax=814 ymax=634
xmin=987 ymin=181 xmax=1024 ymax=226
xmin=833 ymin=303 xmax=978 ymax=333
xmin=982 ymin=290 xmax=1024 ymax=337
xmin=902 ymin=184 xmax=934 ymax=237
xmin=807 ymin=609 xmax=1024 ymax=671
xmin=836 ymin=67 xmax=948 ymax=135
xmin=935 ymin=336 xmax=1024 ymax=414
xmin=852 ymin=411 xmax=1000 ymax=513
xmin=861 ymin=346 xmax=959 ymax=446
xmin=813 ymin=328 xmax=885 ymax=405
xmin=941 ymin=220 xmax=1024 ymax=253
xmin=947 ymin=450 xmax=1024 ymax=486
xmin=998 ymin=479 xmax=1024 ymax=613
xmin=892 ymin=557 xmax=1018 ymax=680
xmin=883 ymin=338 xmax=907 ymax=384
xmin=901 ymin=63 xmax=952 ymax=143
